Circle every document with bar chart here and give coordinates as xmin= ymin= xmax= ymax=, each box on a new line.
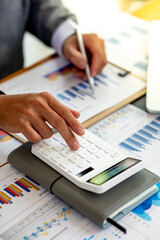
xmin=104 ymin=13 xmax=148 ymax=80
xmin=0 ymin=165 xmax=147 ymax=240
xmin=88 ymin=104 xmax=160 ymax=173
xmin=88 ymin=104 xmax=160 ymax=239
xmin=0 ymin=57 xmax=145 ymax=123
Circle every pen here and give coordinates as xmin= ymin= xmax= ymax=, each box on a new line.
xmin=76 ymin=27 xmax=94 ymax=92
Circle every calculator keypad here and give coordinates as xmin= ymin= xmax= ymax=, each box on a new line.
xmin=32 ymin=130 xmax=125 ymax=175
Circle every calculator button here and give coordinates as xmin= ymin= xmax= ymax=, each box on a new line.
xmin=104 ymin=147 xmax=112 ymax=154
xmin=79 ymin=139 xmax=90 ymax=148
xmin=50 ymin=154 xmax=62 ymax=162
xmin=33 ymin=142 xmax=47 ymax=151
xmin=59 ymin=160 xmax=70 ymax=169
xmin=77 ymin=160 xmax=87 ymax=168
xmin=87 ymin=136 xmax=98 ymax=144
xmin=52 ymin=144 xmax=64 ymax=152
xmin=78 ymin=149 xmax=91 ymax=159
xmin=68 ymin=155 xmax=83 ymax=164
xmin=96 ymin=150 xmax=105 ymax=158
xmin=61 ymin=149 xmax=74 ymax=158
xmin=87 ymin=156 xmax=97 ymax=163
xmin=68 ymin=165 xmax=78 ymax=173
xmin=42 ymin=148 xmax=53 ymax=156
xmin=110 ymin=152 xmax=123 ymax=159
xmin=87 ymin=145 xmax=99 ymax=154
xmin=95 ymin=141 xmax=108 ymax=150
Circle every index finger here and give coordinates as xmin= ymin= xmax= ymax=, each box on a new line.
xmin=83 ymin=34 xmax=107 ymax=76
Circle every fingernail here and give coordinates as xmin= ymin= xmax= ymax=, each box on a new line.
xmin=92 ymin=69 xmax=97 ymax=77
xmin=78 ymin=60 xmax=86 ymax=69
xmin=72 ymin=141 xmax=80 ymax=151
xmin=77 ymin=126 xmax=85 ymax=135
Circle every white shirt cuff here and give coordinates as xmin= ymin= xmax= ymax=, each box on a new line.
xmin=51 ymin=19 xmax=77 ymax=59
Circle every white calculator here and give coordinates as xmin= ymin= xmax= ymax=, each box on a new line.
xmin=31 ymin=130 xmax=143 ymax=194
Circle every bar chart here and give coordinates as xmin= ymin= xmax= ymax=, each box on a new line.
xmin=105 ymin=13 xmax=148 ymax=80
xmin=0 ymin=177 xmax=39 ymax=207
xmin=0 ymin=165 xmax=49 ymax=234
xmin=43 ymin=62 xmax=145 ymax=124
xmin=44 ymin=63 xmax=73 ymax=82
xmin=88 ymin=104 xmax=160 ymax=170
xmin=118 ymin=116 xmax=160 ymax=160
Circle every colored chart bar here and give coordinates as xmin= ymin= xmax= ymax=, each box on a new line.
xmin=64 ymin=89 xmax=84 ymax=100
xmin=44 ymin=64 xmax=73 ymax=81
xmin=20 ymin=178 xmax=39 ymax=191
xmin=132 ymin=133 xmax=151 ymax=145
xmin=15 ymin=180 xmax=30 ymax=192
xmin=119 ymin=142 xmax=141 ymax=152
xmin=150 ymin=121 xmax=160 ymax=129
xmin=10 ymin=184 xmax=23 ymax=196
xmin=71 ymin=86 xmax=85 ymax=96
xmin=125 ymin=137 xmax=145 ymax=149
xmin=0 ymin=191 xmax=12 ymax=204
xmin=94 ymin=76 xmax=108 ymax=86
xmin=144 ymin=125 xmax=160 ymax=135
xmin=78 ymin=82 xmax=88 ymax=90
xmin=4 ymin=187 xmax=19 ymax=197
xmin=0 ymin=178 xmax=40 ymax=209
xmin=56 ymin=93 xmax=70 ymax=101
xmin=131 ymin=26 xmax=147 ymax=34
xmin=156 ymin=117 xmax=160 ymax=122
xmin=138 ymin=129 xmax=159 ymax=141
xmin=0 ymin=196 xmax=8 ymax=204
xmin=99 ymin=73 xmax=119 ymax=86
xmin=108 ymin=38 xmax=120 ymax=44
xmin=120 ymin=32 xmax=132 ymax=38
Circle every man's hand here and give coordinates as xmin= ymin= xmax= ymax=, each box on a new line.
xmin=0 ymin=93 xmax=85 ymax=150
xmin=63 ymin=33 xmax=107 ymax=80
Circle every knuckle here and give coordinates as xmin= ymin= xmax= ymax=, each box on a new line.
xmin=39 ymin=91 xmax=51 ymax=99
xmin=42 ymin=129 xmax=53 ymax=140
xmin=18 ymin=117 xmax=26 ymax=129
xmin=61 ymin=107 xmax=70 ymax=118
xmin=71 ymin=121 xmax=78 ymax=130
xmin=28 ymin=96 xmax=43 ymax=107
xmin=55 ymin=117 xmax=65 ymax=130
xmin=24 ymin=108 xmax=36 ymax=120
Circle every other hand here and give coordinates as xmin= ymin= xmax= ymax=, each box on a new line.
xmin=63 ymin=33 xmax=107 ymax=80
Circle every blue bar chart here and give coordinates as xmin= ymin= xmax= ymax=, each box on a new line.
xmin=118 ymin=117 xmax=160 ymax=158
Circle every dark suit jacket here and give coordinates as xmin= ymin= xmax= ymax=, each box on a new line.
xmin=0 ymin=0 xmax=76 ymax=79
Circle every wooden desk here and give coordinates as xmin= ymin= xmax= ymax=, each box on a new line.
xmin=132 ymin=0 xmax=160 ymax=21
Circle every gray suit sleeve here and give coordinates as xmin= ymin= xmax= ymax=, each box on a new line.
xmin=26 ymin=0 xmax=77 ymax=46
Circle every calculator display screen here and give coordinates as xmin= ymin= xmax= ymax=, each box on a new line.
xmin=88 ymin=158 xmax=140 ymax=185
